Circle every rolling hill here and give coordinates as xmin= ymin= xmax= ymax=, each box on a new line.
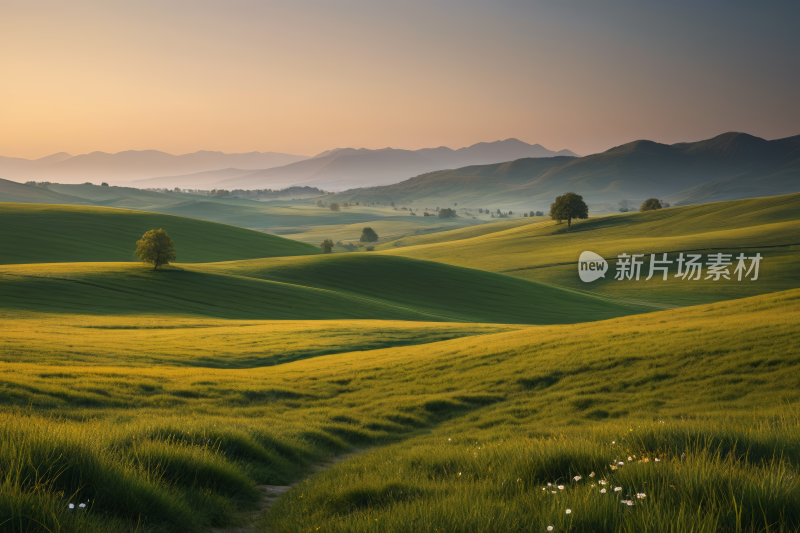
xmin=327 ymin=132 xmax=800 ymax=210
xmin=0 ymin=203 xmax=318 ymax=264
xmin=0 ymin=255 xmax=648 ymax=324
xmin=0 ymin=177 xmax=93 ymax=205
xmin=382 ymin=192 xmax=800 ymax=307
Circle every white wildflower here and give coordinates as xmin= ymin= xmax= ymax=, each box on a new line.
xmin=636 ymin=493 xmax=646 ymax=499
xmin=573 ymin=476 xmax=581 ymax=481
xmin=599 ymin=480 xmax=608 ymax=485
xmin=614 ymin=487 xmax=622 ymax=492
xmin=566 ymin=509 xmax=571 ymax=514
xmin=589 ymin=471 xmax=595 ymax=477
xmin=558 ymin=485 xmax=564 ymax=490
xmin=547 ymin=527 xmax=553 ymax=532
xmin=600 ymin=488 xmax=607 ymax=493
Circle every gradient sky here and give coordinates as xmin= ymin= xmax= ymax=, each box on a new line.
xmin=2 ymin=0 xmax=798 ymax=159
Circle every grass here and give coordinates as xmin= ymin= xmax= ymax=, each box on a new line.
xmin=0 ymin=256 xmax=650 ymax=323
xmin=384 ymin=193 xmax=800 ymax=306
xmin=0 ymin=314 xmax=518 ymax=368
xmin=0 ymin=202 xmax=318 ymax=264
xmin=3 ymin=193 xmax=800 ymax=531
xmin=1 ymin=288 xmax=798 ymax=531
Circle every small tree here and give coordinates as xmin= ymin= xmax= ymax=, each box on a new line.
xmin=639 ymin=198 xmax=662 ymax=212
xmin=360 ymin=227 xmax=378 ymax=243
xmin=329 ymin=203 xmax=340 ymax=211
xmin=135 ymin=229 xmax=176 ymax=270
xmin=320 ymin=238 xmax=334 ymax=253
xmin=101 ymin=182 xmax=109 ymax=187
xmin=550 ymin=192 xmax=589 ymax=228
xmin=438 ymin=208 xmax=457 ymax=219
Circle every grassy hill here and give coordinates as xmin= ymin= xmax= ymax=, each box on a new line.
xmin=383 ymin=193 xmax=800 ymax=307
xmin=0 ymin=202 xmax=318 ymax=264
xmin=327 ymin=132 xmax=800 ymax=210
xmin=0 ymin=178 xmax=92 ymax=204
xmin=0 ymin=255 xmax=649 ymax=323
xmin=3 ymin=288 xmax=798 ymax=531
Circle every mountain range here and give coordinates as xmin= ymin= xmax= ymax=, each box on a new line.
xmin=0 ymin=150 xmax=310 ymax=185
xmin=0 ymin=140 xmax=577 ymax=190
xmin=326 ymin=132 xmax=800 ymax=210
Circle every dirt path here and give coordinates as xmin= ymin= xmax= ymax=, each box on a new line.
xmin=212 ymin=450 xmax=361 ymax=533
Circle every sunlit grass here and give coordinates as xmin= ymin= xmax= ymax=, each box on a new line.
xmin=1 ymin=289 xmax=798 ymax=531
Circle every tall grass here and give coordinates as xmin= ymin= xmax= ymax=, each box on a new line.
xmin=271 ymin=417 xmax=800 ymax=532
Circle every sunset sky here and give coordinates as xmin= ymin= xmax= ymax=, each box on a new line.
xmin=2 ymin=0 xmax=798 ymax=159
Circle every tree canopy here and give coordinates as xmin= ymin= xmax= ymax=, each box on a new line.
xmin=360 ymin=227 xmax=379 ymax=243
xmin=329 ymin=203 xmax=340 ymax=211
xmin=135 ymin=228 xmax=176 ymax=270
xmin=320 ymin=238 xmax=334 ymax=253
xmin=640 ymin=198 xmax=663 ymax=212
xmin=438 ymin=208 xmax=458 ymax=219
xmin=550 ymin=192 xmax=589 ymax=228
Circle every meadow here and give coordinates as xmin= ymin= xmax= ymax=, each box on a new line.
xmin=1 ymin=193 xmax=799 ymax=532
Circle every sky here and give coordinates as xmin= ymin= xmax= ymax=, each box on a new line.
xmin=2 ymin=0 xmax=799 ymax=159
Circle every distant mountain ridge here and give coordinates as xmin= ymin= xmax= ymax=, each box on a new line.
xmin=216 ymin=139 xmax=578 ymax=190
xmin=0 ymin=150 xmax=310 ymax=184
xmin=325 ymin=132 xmax=800 ymax=210
xmin=0 ymin=139 xmax=576 ymax=190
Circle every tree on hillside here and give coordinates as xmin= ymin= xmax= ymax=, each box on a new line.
xmin=360 ymin=227 xmax=379 ymax=243
xmin=550 ymin=192 xmax=589 ymax=228
xmin=639 ymin=198 xmax=662 ymax=212
xmin=320 ymin=238 xmax=334 ymax=253
xmin=101 ymin=182 xmax=109 ymax=187
xmin=438 ymin=208 xmax=457 ymax=218
xmin=135 ymin=229 xmax=176 ymax=270
xmin=329 ymin=202 xmax=340 ymax=211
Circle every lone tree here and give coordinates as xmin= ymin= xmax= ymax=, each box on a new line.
xmin=639 ymin=198 xmax=662 ymax=212
xmin=329 ymin=202 xmax=340 ymax=211
xmin=550 ymin=192 xmax=589 ymax=228
xmin=360 ymin=227 xmax=379 ymax=243
xmin=135 ymin=229 xmax=176 ymax=270
xmin=438 ymin=208 xmax=457 ymax=218
xmin=320 ymin=238 xmax=334 ymax=253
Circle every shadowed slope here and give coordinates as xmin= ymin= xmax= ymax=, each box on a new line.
xmin=0 ymin=203 xmax=318 ymax=264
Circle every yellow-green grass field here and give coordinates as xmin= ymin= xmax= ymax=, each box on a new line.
xmin=0 ymin=314 xmax=518 ymax=368
xmin=2 ymin=289 xmax=799 ymax=531
xmin=383 ymin=193 xmax=800 ymax=307
xmin=0 ymin=203 xmax=318 ymax=264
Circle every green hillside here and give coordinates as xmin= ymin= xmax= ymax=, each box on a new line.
xmin=0 ymin=178 xmax=92 ymax=204
xmin=0 ymin=202 xmax=318 ymax=264
xmin=328 ymin=132 xmax=800 ymax=209
xmin=0 ymin=255 xmax=649 ymax=323
xmin=384 ymin=192 xmax=800 ymax=307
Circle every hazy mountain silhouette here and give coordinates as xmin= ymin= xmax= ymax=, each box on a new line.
xmin=217 ymin=139 xmax=577 ymax=190
xmin=0 ymin=150 xmax=309 ymax=184
xmin=326 ymin=132 xmax=800 ymax=209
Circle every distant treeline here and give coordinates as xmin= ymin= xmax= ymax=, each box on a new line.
xmin=142 ymin=186 xmax=327 ymax=198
